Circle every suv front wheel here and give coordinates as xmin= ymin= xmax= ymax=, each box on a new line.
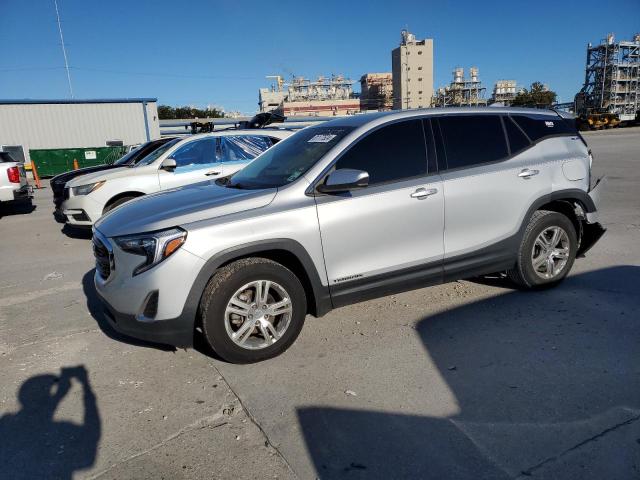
xmin=508 ymin=210 xmax=578 ymax=289
xmin=199 ymin=258 xmax=307 ymax=363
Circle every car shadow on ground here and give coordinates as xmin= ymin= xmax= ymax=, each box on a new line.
xmin=0 ymin=365 xmax=101 ymax=480
xmin=297 ymin=266 xmax=640 ymax=479
xmin=81 ymin=269 xmax=176 ymax=352
xmin=0 ymin=199 xmax=35 ymax=218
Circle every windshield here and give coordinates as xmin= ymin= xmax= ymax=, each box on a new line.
xmin=134 ymin=138 xmax=181 ymax=167
xmin=113 ymin=147 xmax=140 ymax=166
xmin=227 ymin=126 xmax=353 ymax=189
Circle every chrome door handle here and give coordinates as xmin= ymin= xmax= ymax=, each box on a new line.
xmin=410 ymin=187 xmax=438 ymax=199
xmin=518 ymin=168 xmax=539 ymax=179
xmin=205 ymin=171 xmax=221 ymax=176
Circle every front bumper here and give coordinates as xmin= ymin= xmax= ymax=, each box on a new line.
xmin=98 ymin=291 xmax=195 ymax=347
xmin=92 ymin=231 xmax=206 ymax=347
xmin=61 ymin=194 xmax=102 ymax=226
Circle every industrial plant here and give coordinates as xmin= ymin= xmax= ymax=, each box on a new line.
xmin=574 ymin=33 xmax=640 ymax=128
xmin=258 ymin=74 xmax=359 ymax=117
xmin=432 ymin=67 xmax=488 ymax=107
xmin=255 ymin=29 xmax=639 ymax=129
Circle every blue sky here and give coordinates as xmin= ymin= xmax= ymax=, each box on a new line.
xmin=1 ymin=0 xmax=639 ymax=114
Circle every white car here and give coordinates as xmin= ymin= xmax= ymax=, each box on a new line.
xmin=0 ymin=152 xmax=32 ymax=206
xmin=61 ymin=129 xmax=293 ymax=226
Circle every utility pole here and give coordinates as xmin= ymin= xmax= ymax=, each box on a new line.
xmin=54 ymin=0 xmax=74 ymax=98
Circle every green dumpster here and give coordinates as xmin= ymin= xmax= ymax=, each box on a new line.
xmin=29 ymin=146 xmax=128 ymax=177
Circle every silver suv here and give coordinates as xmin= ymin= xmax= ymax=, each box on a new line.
xmin=93 ymin=108 xmax=605 ymax=363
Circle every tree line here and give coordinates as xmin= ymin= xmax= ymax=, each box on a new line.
xmin=158 ymin=105 xmax=225 ymax=119
xmin=511 ymin=82 xmax=557 ymax=107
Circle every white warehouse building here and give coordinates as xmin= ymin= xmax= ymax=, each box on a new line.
xmin=0 ymin=98 xmax=161 ymax=165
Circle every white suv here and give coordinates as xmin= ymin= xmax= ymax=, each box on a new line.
xmin=61 ymin=129 xmax=292 ymax=226
xmin=93 ymin=108 xmax=605 ymax=363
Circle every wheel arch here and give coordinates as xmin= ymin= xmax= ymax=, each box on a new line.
xmin=521 ymin=189 xmax=599 ymax=256
xmin=186 ymin=239 xmax=332 ymax=339
xmin=103 ymin=191 xmax=146 ymax=213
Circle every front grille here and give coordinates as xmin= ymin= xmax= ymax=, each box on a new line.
xmin=93 ymin=235 xmax=112 ymax=280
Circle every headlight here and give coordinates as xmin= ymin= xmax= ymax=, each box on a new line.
xmin=114 ymin=227 xmax=187 ymax=275
xmin=72 ymin=180 xmax=105 ymax=196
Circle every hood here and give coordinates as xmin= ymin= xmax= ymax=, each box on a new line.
xmin=51 ymin=164 xmax=119 ymax=185
xmin=94 ymin=181 xmax=277 ymax=237
xmin=66 ymin=166 xmax=149 ymax=187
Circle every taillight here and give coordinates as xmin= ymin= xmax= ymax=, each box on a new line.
xmin=7 ymin=166 xmax=20 ymax=183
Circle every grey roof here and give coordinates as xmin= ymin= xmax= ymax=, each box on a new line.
xmin=0 ymin=98 xmax=157 ymax=105
xmin=317 ymin=106 xmax=561 ymax=129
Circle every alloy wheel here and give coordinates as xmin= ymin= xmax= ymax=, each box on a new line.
xmin=224 ymin=280 xmax=293 ymax=350
xmin=531 ymin=226 xmax=570 ymax=280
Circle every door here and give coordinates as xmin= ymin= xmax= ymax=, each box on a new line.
xmin=158 ymin=137 xmax=223 ymax=190
xmin=315 ymin=119 xmax=444 ymax=306
xmin=435 ymin=114 xmax=554 ymax=278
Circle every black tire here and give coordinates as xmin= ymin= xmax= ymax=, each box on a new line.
xmin=507 ymin=210 xmax=578 ymax=289
xmin=103 ymin=195 xmax=138 ymax=214
xmin=200 ymin=258 xmax=307 ymax=363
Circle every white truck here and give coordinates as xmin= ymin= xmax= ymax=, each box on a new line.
xmin=0 ymin=152 xmax=32 ymax=206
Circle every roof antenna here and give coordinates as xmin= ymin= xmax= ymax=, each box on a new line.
xmin=54 ymin=0 xmax=74 ymax=98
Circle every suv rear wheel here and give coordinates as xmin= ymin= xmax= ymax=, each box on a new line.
xmin=199 ymin=258 xmax=307 ymax=363
xmin=508 ymin=210 xmax=577 ymax=289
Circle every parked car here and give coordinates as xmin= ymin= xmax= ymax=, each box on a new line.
xmin=51 ymin=137 xmax=177 ymax=209
xmin=92 ymin=107 xmax=605 ymax=363
xmin=60 ymin=129 xmax=292 ymax=226
xmin=0 ymin=152 xmax=32 ymax=206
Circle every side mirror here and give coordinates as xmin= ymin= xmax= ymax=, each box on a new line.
xmin=160 ymin=158 xmax=177 ymax=171
xmin=317 ymin=168 xmax=369 ymax=194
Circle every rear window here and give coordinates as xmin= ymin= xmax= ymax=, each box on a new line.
xmin=0 ymin=152 xmax=17 ymax=163
xmin=511 ymin=114 xmax=576 ymax=142
xmin=437 ymin=115 xmax=508 ymax=170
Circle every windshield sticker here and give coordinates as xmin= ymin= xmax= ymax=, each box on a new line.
xmin=545 ymin=121 xmax=555 ymax=128
xmin=308 ymin=134 xmax=337 ymax=143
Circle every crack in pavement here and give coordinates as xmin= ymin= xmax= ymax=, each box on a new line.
xmin=210 ymin=364 xmax=299 ymax=479
xmin=86 ymin=409 xmax=232 ymax=479
xmin=517 ymin=413 xmax=640 ymax=478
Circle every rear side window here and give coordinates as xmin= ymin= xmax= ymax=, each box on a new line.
xmin=172 ymin=137 xmax=217 ymax=168
xmin=335 ymin=120 xmax=428 ymax=185
xmin=511 ymin=114 xmax=575 ymax=142
xmin=437 ymin=115 xmax=508 ymax=170
xmin=504 ymin=116 xmax=531 ymax=154
xmin=219 ymin=136 xmax=272 ymax=162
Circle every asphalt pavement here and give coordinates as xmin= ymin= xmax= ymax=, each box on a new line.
xmin=0 ymin=127 xmax=638 ymax=479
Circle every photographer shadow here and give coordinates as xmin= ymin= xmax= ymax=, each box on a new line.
xmin=0 ymin=365 xmax=101 ymax=480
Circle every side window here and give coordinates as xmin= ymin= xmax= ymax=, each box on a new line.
xmin=334 ymin=120 xmax=428 ymax=186
xmin=504 ymin=116 xmax=531 ymax=154
xmin=171 ymin=138 xmax=217 ymax=168
xmin=512 ymin=115 xmax=575 ymax=143
xmin=220 ymin=136 xmax=272 ymax=163
xmin=437 ymin=115 xmax=508 ymax=170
